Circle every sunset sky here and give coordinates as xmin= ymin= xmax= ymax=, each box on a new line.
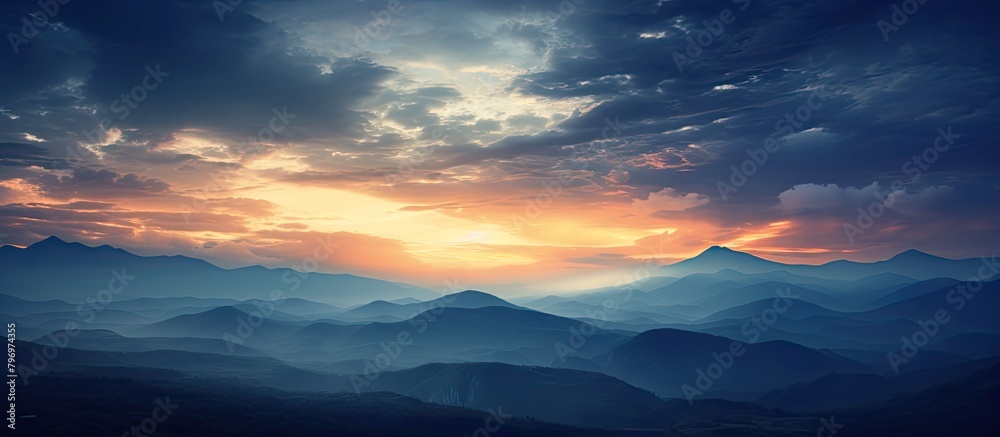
xmin=1 ymin=0 xmax=997 ymax=294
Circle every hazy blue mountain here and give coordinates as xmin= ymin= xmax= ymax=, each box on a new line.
xmin=33 ymin=328 xmax=268 ymax=357
xmin=811 ymin=250 xmax=991 ymax=281
xmin=688 ymin=281 xmax=847 ymax=312
xmin=520 ymin=294 xmax=573 ymax=309
xmin=229 ymin=303 xmax=323 ymax=323
xmin=129 ymin=306 xmax=300 ymax=342
xmin=657 ymin=247 xmax=787 ymax=278
xmin=17 ymin=340 xmax=810 ymax=432
xmin=422 ymin=290 xmax=522 ymax=309
xmin=828 ymin=362 xmax=1000 ymax=436
xmin=388 ymin=297 xmax=423 ymax=305
xmin=866 ymin=277 xmax=961 ymax=307
xmin=20 ymin=349 xmax=814 ymax=435
xmin=571 ymin=287 xmax=670 ymax=308
xmin=335 ymin=300 xmax=411 ymax=320
xmin=570 ymin=276 xmax=681 ymax=297
xmin=560 ymin=328 xmax=869 ymax=400
xmin=861 ymin=281 xmax=1000 ymax=334
xmin=538 ymin=300 xmax=688 ymax=324
xmin=680 ymin=320 xmax=868 ymax=350
xmin=758 ymin=357 xmax=1000 ymax=412
xmin=0 ymin=236 xmax=436 ymax=306
xmin=243 ymin=297 xmax=343 ymax=316
xmin=600 ymin=267 xmax=917 ymax=313
xmin=616 ymin=301 xmax=712 ymax=320
xmin=104 ymin=296 xmax=243 ymax=311
xmin=93 ymin=296 xmax=245 ymax=319
xmin=694 ymin=298 xmax=844 ymax=324
xmin=646 ymin=268 xmax=767 ymax=303
xmin=7 ymin=238 xmax=998 ymax=435
xmin=827 ymin=347 xmax=972 ymax=374
xmin=281 ymin=306 xmax=632 ymax=367
xmin=14 ymin=308 xmax=155 ymax=327
xmin=15 ymin=339 xmax=343 ymax=390
xmin=927 ymin=333 xmax=1000 ymax=359
xmin=358 ymin=362 xmax=664 ymax=428
xmin=0 ymin=293 xmax=75 ymax=316
xmin=21 ymin=374 xmax=620 ymax=437
xmin=656 ymin=245 xmax=991 ymax=281
xmin=336 ymin=290 xmax=522 ymax=321
xmin=847 ymin=272 xmax=918 ymax=290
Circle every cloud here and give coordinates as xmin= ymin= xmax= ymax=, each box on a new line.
xmin=632 ymin=187 xmax=709 ymax=213
xmin=778 ymin=183 xmax=881 ymax=212
xmin=778 ymin=182 xmax=954 ymax=215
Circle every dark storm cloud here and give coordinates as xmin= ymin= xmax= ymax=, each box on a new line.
xmin=0 ymin=0 xmax=398 ymax=147
xmin=0 ymin=143 xmax=51 ymax=167
xmin=434 ymin=0 xmax=1000 ymax=209
xmin=39 ymin=167 xmax=171 ymax=199
xmin=371 ymin=0 xmax=998 ymax=257
xmin=381 ymin=86 xmax=461 ymax=128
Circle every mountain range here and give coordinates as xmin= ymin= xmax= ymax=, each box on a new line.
xmin=4 ymin=236 xmax=999 ymax=436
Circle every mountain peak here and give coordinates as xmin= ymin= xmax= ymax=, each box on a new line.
xmin=705 ymin=245 xmax=734 ymax=253
xmin=427 ymin=290 xmax=519 ymax=310
xmin=888 ymin=249 xmax=944 ymax=261
xmin=444 ymin=290 xmax=498 ymax=299
xmin=658 ymin=245 xmax=782 ymax=277
xmin=26 ymin=235 xmax=132 ymax=258
xmin=694 ymin=245 xmax=750 ymax=258
xmin=25 ymin=236 xmax=96 ymax=253
xmin=32 ymin=235 xmax=69 ymax=247
xmin=198 ymin=306 xmax=251 ymax=318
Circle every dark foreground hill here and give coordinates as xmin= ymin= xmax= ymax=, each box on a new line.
xmin=17 ymin=375 xmax=629 ymax=437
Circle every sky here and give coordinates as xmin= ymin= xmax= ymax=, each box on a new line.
xmin=0 ymin=0 xmax=997 ymax=294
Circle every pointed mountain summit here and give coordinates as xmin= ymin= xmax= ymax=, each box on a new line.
xmin=26 ymin=235 xmax=104 ymax=254
xmin=32 ymin=235 xmax=69 ymax=246
xmin=29 ymin=235 xmax=121 ymax=252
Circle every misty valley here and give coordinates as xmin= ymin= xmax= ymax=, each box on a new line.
xmin=3 ymin=238 xmax=998 ymax=436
